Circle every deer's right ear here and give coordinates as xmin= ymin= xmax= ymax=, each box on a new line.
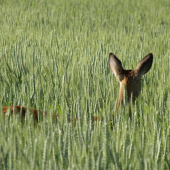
xmin=109 ymin=53 xmax=124 ymax=82
xmin=135 ymin=53 xmax=153 ymax=77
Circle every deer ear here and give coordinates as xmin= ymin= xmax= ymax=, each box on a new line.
xmin=135 ymin=53 xmax=153 ymax=76
xmin=109 ymin=53 xmax=124 ymax=82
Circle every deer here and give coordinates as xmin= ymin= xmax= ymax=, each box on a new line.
xmin=2 ymin=53 xmax=153 ymax=122
xmin=109 ymin=53 xmax=153 ymax=118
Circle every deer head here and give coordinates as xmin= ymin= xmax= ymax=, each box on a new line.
xmin=109 ymin=53 xmax=153 ymax=117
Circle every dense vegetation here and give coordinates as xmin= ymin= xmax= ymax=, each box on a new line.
xmin=0 ymin=0 xmax=170 ymax=169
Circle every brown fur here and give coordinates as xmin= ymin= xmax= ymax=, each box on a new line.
xmin=2 ymin=53 xmax=153 ymax=123
xmin=3 ymin=105 xmax=104 ymax=123
xmin=3 ymin=105 xmax=49 ymax=122
xmin=109 ymin=53 xmax=153 ymax=117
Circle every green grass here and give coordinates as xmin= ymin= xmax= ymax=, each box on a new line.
xmin=0 ymin=0 xmax=170 ymax=169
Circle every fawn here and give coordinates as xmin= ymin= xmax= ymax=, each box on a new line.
xmin=3 ymin=53 xmax=153 ymax=121
xmin=109 ymin=53 xmax=153 ymax=117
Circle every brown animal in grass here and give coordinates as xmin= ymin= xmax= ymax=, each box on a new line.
xmin=109 ymin=53 xmax=153 ymax=117
xmin=3 ymin=53 xmax=153 ymax=122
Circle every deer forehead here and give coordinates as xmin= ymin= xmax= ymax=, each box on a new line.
xmin=123 ymin=70 xmax=141 ymax=86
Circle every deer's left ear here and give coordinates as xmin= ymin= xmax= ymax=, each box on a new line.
xmin=135 ymin=53 xmax=153 ymax=76
xmin=109 ymin=53 xmax=125 ymax=82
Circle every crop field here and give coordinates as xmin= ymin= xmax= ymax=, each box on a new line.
xmin=0 ymin=0 xmax=170 ymax=169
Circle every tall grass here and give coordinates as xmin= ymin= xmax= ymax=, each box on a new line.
xmin=0 ymin=0 xmax=170 ymax=169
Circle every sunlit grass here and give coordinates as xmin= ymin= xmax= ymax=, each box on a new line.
xmin=0 ymin=0 xmax=170 ymax=169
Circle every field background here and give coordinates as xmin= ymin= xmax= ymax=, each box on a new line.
xmin=0 ymin=0 xmax=170 ymax=169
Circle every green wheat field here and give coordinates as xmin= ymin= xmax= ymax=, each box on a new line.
xmin=0 ymin=0 xmax=170 ymax=169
